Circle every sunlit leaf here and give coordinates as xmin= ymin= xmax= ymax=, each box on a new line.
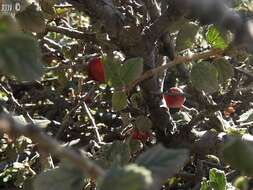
xmin=206 ymin=26 xmax=228 ymax=49
xmin=209 ymin=168 xmax=226 ymax=190
xmin=112 ymin=91 xmax=128 ymax=111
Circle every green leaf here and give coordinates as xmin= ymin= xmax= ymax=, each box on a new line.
xmin=33 ymin=161 xmax=85 ymax=190
xmin=206 ymin=26 xmax=228 ymax=49
xmin=96 ymin=141 xmax=131 ymax=168
xmin=0 ymin=34 xmax=44 ymax=81
xmin=104 ymin=57 xmax=143 ymax=87
xmin=134 ymin=116 xmax=152 ymax=132
xmin=136 ymin=144 xmax=189 ymax=180
xmin=209 ymin=168 xmax=227 ymax=190
xmin=112 ymin=91 xmax=128 ymax=111
xmin=234 ymin=176 xmax=249 ymax=190
xmin=120 ymin=57 xmax=143 ymax=85
xmin=103 ymin=56 xmax=123 ymax=88
xmin=213 ymin=58 xmax=234 ymax=84
xmin=176 ymin=22 xmax=199 ymax=51
xmin=99 ymin=164 xmax=153 ymax=190
xmin=190 ymin=61 xmax=219 ymax=94
xmin=237 ymin=109 xmax=253 ymax=123
xmin=16 ymin=4 xmax=46 ymax=33
xmin=200 ymin=169 xmax=230 ymax=190
xmin=223 ymin=139 xmax=253 ymax=176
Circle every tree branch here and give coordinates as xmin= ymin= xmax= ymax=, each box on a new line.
xmin=127 ymin=48 xmax=224 ymax=91
xmin=46 ymin=25 xmax=96 ymax=40
xmin=83 ymin=102 xmax=102 ymax=143
xmin=146 ymin=0 xmax=253 ymax=49
xmin=0 ymin=83 xmax=34 ymax=124
xmin=0 ymin=114 xmax=105 ymax=179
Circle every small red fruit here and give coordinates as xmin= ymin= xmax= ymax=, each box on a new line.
xmin=223 ymin=104 xmax=236 ymax=117
xmin=132 ymin=131 xmax=150 ymax=142
xmin=87 ymin=57 xmax=105 ymax=83
xmin=163 ymin=87 xmax=186 ymax=108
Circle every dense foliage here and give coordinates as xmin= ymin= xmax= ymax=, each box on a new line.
xmin=1 ymin=0 xmax=253 ymax=190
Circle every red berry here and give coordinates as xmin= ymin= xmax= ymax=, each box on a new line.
xmin=163 ymin=87 xmax=186 ymax=108
xmin=87 ymin=57 xmax=105 ymax=83
xmin=132 ymin=131 xmax=150 ymax=142
xmin=223 ymin=106 xmax=236 ymax=117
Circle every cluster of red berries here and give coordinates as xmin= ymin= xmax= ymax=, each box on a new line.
xmin=87 ymin=57 xmax=186 ymax=109
xmin=87 ymin=57 xmax=188 ymax=146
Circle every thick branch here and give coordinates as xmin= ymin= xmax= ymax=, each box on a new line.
xmin=0 ymin=115 xmax=105 ymax=179
xmin=145 ymin=0 xmax=187 ymax=43
xmin=147 ymin=0 xmax=253 ymax=48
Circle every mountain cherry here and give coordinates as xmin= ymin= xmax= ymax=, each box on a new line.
xmin=132 ymin=131 xmax=150 ymax=142
xmin=87 ymin=57 xmax=105 ymax=83
xmin=163 ymin=87 xmax=186 ymax=108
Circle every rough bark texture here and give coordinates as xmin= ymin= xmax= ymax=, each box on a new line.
xmin=66 ymin=0 xmax=253 ymax=145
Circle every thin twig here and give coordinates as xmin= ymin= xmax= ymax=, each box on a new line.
xmin=142 ymin=0 xmax=160 ymax=21
xmin=83 ymin=102 xmax=102 ymax=143
xmin=56 ymin=99 xmax=85 ymax=139
xmin=0 ymin=83 xmax=34 ymax=124
xmin=46 ymin=25 xmax=96 ymax=40
xmin=46 ymin=61 xmax=88 ymax=72
xmin=235 ymin=67 xmax=253 ymax=80
xmin=54 ymin=4 xmax=73 ymax=9
xmin=127 ymin=48 xmax=224 ymax=91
